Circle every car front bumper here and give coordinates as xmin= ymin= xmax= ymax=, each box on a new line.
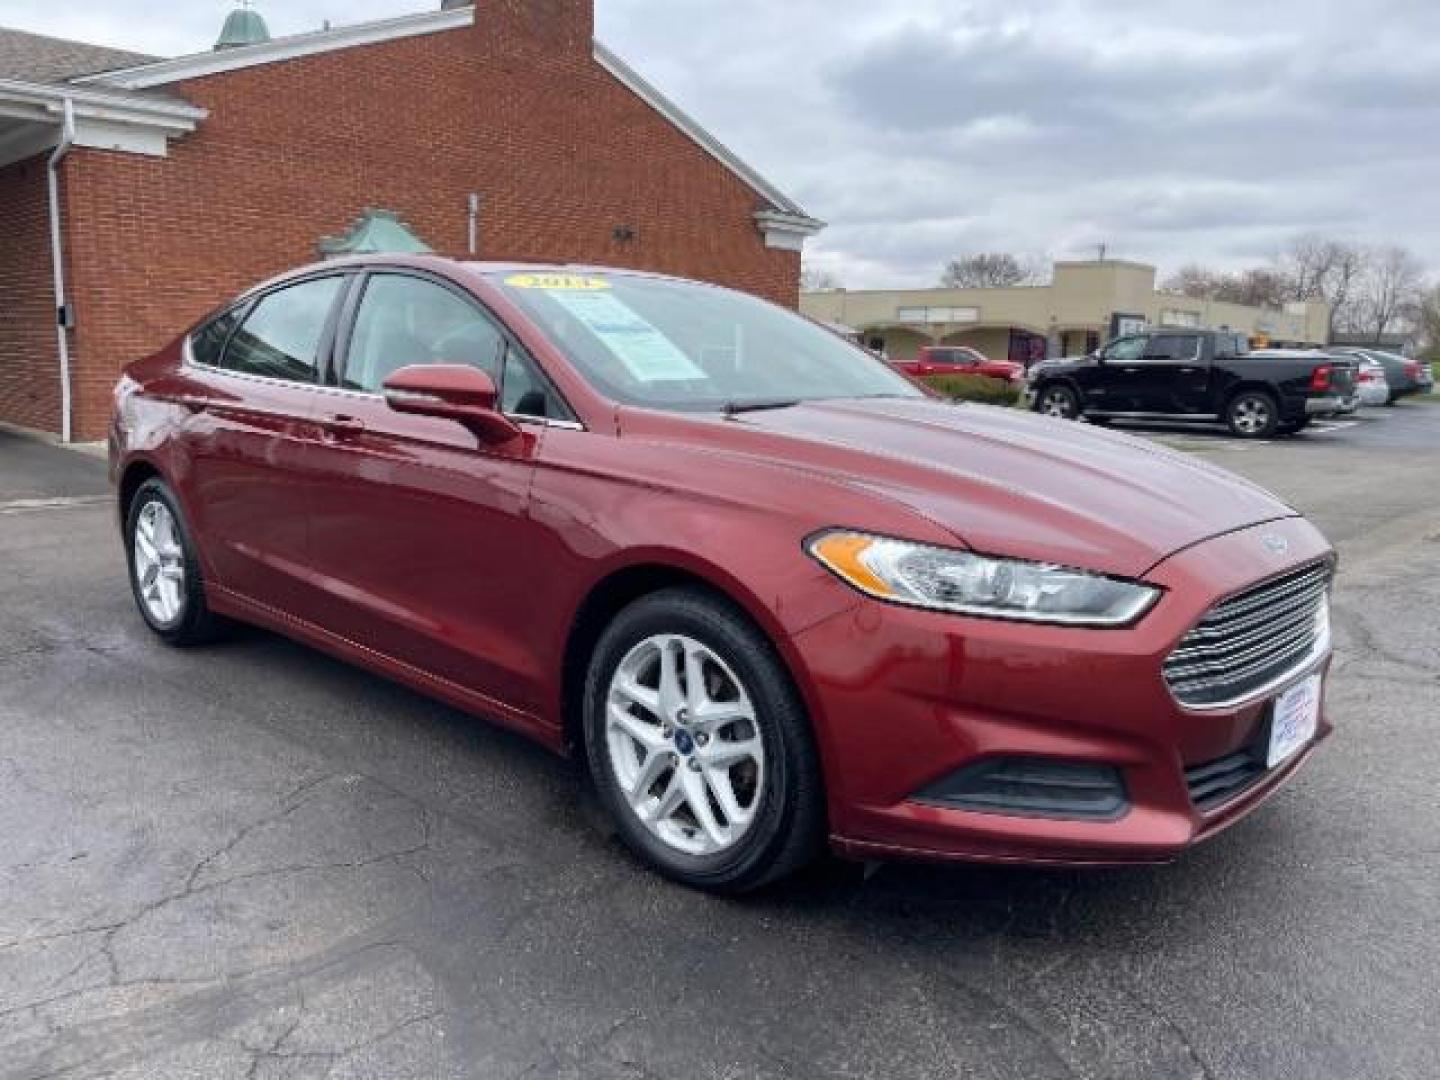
xmin=795 ymin=517 xmax=1334 ymax=867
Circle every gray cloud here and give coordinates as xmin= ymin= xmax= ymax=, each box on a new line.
xmin=5 ymin=0 xmax=1437 ymax=287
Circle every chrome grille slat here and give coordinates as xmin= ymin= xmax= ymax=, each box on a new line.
xmin=1178 ymin=580 xmax=1328 ymax=644
xmin=1166 ymin=620 xmax=1320 ymax=687
xmin=1192 ymin=564 xmax=1330 ymax=623
xmin=1165 ymin=559 xmax=1333 ymax=708
xmin=1168 ymin=602 xmax=1322 ymax=668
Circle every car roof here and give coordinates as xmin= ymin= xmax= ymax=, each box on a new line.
xmin=239 ymin=255 xmax=725 ymax=303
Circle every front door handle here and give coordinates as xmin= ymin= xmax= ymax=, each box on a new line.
xmin=321 ymin=414 xmax=367 ymax=437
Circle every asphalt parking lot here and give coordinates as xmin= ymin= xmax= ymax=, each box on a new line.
xmin=2 ymin=405 xmax=1438 ymax=1080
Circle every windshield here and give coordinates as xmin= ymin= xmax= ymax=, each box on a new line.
xmin=488 ymin=271 xmax=921 ymax=412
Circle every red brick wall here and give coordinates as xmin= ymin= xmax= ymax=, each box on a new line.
xmin=0 ymin=155 xmax=66 ymax=434
xmin=54 ymin=4 xmax=801 ymax=439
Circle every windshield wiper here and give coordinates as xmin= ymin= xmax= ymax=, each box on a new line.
xmin=721 ymin=398 xmax=802 ymax=416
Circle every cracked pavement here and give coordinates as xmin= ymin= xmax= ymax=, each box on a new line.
xmin=1 ymin=409 xmax=1437 ymax=1079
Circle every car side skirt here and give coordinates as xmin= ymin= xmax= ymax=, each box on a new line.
xmin=208 ymin=584 xmax=566 ymax=754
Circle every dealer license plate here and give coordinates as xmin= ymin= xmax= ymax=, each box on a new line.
xmin=1268 ymin=675 xmax=1321 ymax=768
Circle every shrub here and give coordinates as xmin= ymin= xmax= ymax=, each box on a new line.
xmin=920 ymin=373 xmax=1022 ymax=408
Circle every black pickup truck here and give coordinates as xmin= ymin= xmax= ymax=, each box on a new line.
xmin=1026 ymin=329 xmax=1357 ymax=438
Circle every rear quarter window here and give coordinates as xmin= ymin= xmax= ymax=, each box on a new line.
xmin=190 ymin=309 xmax=242 ymax=368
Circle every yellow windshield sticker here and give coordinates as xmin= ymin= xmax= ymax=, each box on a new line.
xmin=505 ymin=273 xmax=611 ymax=291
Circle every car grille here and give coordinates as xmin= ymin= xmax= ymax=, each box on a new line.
xmin=1164 ymin=560 xmax=1333 ymax=709
xmin=1184 ymin=748 xmax=1265 ymax=812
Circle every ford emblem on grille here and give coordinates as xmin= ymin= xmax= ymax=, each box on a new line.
xmin=1262 ymin=534 xmax=1290 ymax=555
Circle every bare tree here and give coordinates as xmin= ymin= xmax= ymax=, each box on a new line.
xmin=800 ymin=262 xmax=843 ymax=291
xmin=941 ymin=253 xmax=1040 ymax=288
xmin=1416 ymin=284 xmax=1440 ymax=359
xmin=1162 ymin=264 xmax=1226 ymax=299
xmin=1275 ymin=234 xmax=1368 ymax=334
xmin=1349 ymin=246 xmax=1425 ymax=344
xmin=1163 ymin=265 xmax=1288 ymax=307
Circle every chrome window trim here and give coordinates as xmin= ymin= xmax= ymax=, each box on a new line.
xmin=183 ymin=339 xmax=588 ymax=432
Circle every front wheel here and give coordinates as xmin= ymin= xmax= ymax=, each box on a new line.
xmin=1035 ymin=384 xmax=1081 ymax=421
xmin=584 ymin=588 xmax=825 ymax=892
xmin=1226 ymin=391 xmax=1279 ymax=439
xmin=125 ymin=478 xmax=222 ymax=645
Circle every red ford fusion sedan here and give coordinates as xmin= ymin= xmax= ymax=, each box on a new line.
xmin=111 ymin=256 xmax=1334 ymax=891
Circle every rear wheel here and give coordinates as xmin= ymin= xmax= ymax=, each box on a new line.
xmin=125 ymin=479 xmax=222 ymax=645
xmin=1226 ymin=390 xmax=1279 ymax=439
xmin=584 ymin=588 xmax=825 ymax=892
xmin=1036 ymin=384 xmax=1081 ymax=421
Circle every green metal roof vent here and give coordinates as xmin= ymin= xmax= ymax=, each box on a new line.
xmin=215 ymin=4 xmax=272 ymax=50
xmin=319 ymin=209 xmax=434 ymax=257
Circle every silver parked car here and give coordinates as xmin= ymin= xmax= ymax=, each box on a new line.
xmin=1355 ymin=358 xmax=1391 ymax=407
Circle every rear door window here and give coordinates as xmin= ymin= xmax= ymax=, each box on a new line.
xmin=222 ymin=277 xmax=343 ymax=384
xmin=1145 ymin=335 xmax=1202 ymax=362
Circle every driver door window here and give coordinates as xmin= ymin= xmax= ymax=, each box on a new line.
xmin=1102 ymin=336 xmax=1148 ymax=363
xmin=343 ymin=275 xmax=504 ymax=393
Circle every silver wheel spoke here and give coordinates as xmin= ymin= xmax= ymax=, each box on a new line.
xmin=612 ymin=673 xmax=661 ymax=718
xmin=608 ymin=702 xmax=667 ymax=754
xmin=626 ymin=748 xmax=673 ymax=807
xmin=680 ymin=768 xmax=729 ymax=849
xmin=656 ymin=639 xmax=685 ymax=718
xmin=638 ymin=770 xmax=686 ymax=824
xmin=703 ymin=766 xmax=754 ymax=829
xmin=699 ymin=736 xmax=762 ymax=769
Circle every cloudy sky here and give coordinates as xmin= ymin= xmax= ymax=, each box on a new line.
xmin=8 ymin=0 xmax=1439 ymax=287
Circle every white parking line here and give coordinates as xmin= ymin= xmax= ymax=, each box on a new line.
xmin=0 ymin=496 xmax=110 ymax=515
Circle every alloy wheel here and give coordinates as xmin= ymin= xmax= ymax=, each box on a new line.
xmin=1231 ymin=396 xmax=1272 ymax=435
xmin=1040 ymin=388 xmax=1077 ymax=419
xmin=604 ymin=634 xmax=765 ymax=857
xmin=133 ymin=500 xmax=187 ymax=624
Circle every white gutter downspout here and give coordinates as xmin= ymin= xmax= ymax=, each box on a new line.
xmin=47 ymin=99 xmax=76 ymax=443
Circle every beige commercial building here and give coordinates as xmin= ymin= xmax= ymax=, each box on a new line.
xmin=802 ymin=260 xmax=1332 ymax=365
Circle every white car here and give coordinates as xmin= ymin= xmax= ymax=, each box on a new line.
xmin=1356 ymin=357 xmax=1391 ymax=407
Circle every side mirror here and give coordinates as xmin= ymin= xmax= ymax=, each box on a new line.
xmin=382 ymin=364 xmax=522 ymax=443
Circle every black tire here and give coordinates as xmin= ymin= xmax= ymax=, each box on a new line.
xmin=1225 ymin=390 xmax=1280 ymax=439
xmin=124 ymin=478 xmax=223 ymax=646
xmin=1035 ymin=383 xmax=1081 ymax=421
xmin=583 ymin=587 xmax=825 ymax=892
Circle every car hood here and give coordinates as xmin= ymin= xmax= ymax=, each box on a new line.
xmin=665 ymin=398 xmax=1298 ymax=579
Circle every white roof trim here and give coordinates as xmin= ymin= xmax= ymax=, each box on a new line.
xmin=73 ymin=6 xmax=475 ymax=91
xmin=754 ymin=209 xmax=824 ymax=251
xmin=593 ymin=41 xmax=820 ymax=225
xmin=0 ymin=80 xmax=204 ymax=166
xmin=0 ymin=78 xmax=205 ymax=128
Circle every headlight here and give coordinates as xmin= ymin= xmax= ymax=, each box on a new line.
xmin=807 ymin=531 xmax=1161 ymax=627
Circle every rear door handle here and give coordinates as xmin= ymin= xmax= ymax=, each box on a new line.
xmin=321 ymin=414 xmax=367 ymax=437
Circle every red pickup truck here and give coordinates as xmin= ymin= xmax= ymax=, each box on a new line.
xmin=890 ymin=346 xmax=1024 ymax=384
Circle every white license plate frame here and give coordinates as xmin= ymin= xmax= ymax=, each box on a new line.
xmin=1267 ymin=674 xmax=1321 ymax=769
